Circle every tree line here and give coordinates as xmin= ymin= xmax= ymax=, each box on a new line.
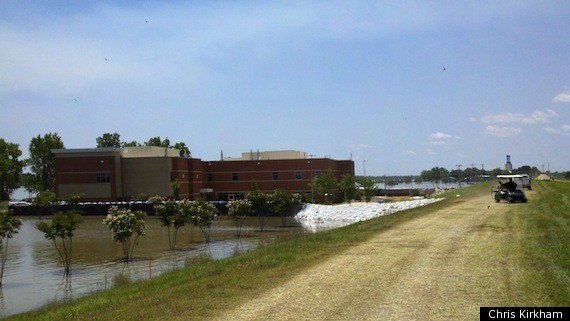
xmin=0 ymin=133 xmax=191 ymax=200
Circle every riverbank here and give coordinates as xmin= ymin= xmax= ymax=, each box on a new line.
xmin=7 ymin=181 xmax=569 ymax=320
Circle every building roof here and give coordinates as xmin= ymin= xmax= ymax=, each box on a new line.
xmin=52 ymin=146 xmax=181 ymax=158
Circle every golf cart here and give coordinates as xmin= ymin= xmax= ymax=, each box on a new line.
xmin=493 ymin=176 xmax=528 ymax=203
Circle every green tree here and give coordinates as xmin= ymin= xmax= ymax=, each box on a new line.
xmin=154 ymin=200 xmax=188 ymax=250
xmin=32 ymin=190 xmax=57 ymax=217
xmin=96 ymin=132 xmax=121 ymax=148
xmin=0 ymin=139 xmax=24 ymax=200
xmin=172 ymin=179 xmax=180 ymax=200
xmin=28 ymin=133 xmax=64 ymax=192
xmin=187 ymin=200 xmax=218 ymax=244
xmin=358 ymin=177 xmax=376 ymax=202
xmin=271 ymin=189 xmax=298 ymax=226
xmin=0 ymin=211 xmax=22 ymax=287
xmin=227 ymin=199 xmax=251 ymax=237
xmin=420 ymin=167 xmax=450 ymax=187
xmin=103 ymin=206 xmax=146 ymax=261
xmin=172 ymin=142 xmax=191 ymax=158
xmin=36 ymin=211 xmax=83 ymax=275
xmin=310 ymin=170 xmax=338 ymax=204
xmin=145 ymin=136 xmax=170 ymax=148
xmin=121 ymin=141 xmax=141 ymax=147
xmin=247 ymin=181 xmax=271 ymax=232
xmin=339 ymin=174 xmax=357 ymax=204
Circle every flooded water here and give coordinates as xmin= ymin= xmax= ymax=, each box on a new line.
xmin=0 ymin=215 xmax=309 ymax=317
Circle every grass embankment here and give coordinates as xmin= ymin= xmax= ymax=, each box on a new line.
xmin=8 ymin=182 xmax=569 ymax=320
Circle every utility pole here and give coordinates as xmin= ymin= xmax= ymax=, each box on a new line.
xmin=363 ymin=160 xmax=366 ymax=176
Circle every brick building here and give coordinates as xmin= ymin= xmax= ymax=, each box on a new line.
xmin=52 ymin=147 xmax=354 ymax=201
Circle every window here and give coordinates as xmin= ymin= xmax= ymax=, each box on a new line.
xmin=232 ymin=173 xmax=238 ymax=181
xmin=96 ymin=172 xmax=110 ymax=183
xmin=295 ymin=171 xmax=302 ymax=180
xmin=314 ymin=170 xmax=322 ymax=177
xmin=208 ymin=173 xmax=213 ymax=181
xmin=273 ymin=171 xmax=279 ymax=180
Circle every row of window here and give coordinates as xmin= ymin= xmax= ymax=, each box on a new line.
xmin=96 ymin=170 xmax=325 ymax=184
xmin=210 ymin=171 xmax=323 ymax=182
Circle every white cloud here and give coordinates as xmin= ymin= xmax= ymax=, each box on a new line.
xmin=481 ymin=109 xmax=557 ymax=124
xmin=430 ymin=141 xmax=448 ymax=146
xmin=544 ymin=124 xmax=570 ymax=135
xmin=403 ymin=150 xmax=417 ymax=156
xmin=349 ymin=143 xmax=372 ymax=150
xmin=426 ymin=149 xmax=436 ymax=155
xmin=552 ymin=92 xmax=570 ymax=103
xmin=429 ymin=132 xmax=452 ymax=140
xmin=485 ymin=125 xmax=522 ymax=137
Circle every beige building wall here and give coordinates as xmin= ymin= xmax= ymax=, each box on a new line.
xmin=122 ymin=158 xmax=173 ymax=198
xmin=224 ymin=150 xmax=308 ymax=161
xmin=121 ymin=146 xmax=180 ymax=158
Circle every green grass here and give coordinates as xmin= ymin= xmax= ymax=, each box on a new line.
xmin=1 ymin=200 xmax=8 ymax=212
xmin=513 ymin=180 xmax=570 ymax=305
xmin=6 ymin=181 xmax=569 ymax=320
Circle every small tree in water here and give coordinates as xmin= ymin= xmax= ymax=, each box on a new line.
xmin=186 ymin=200 xmax=218 ymax=244
xmin=0 ymin=211 xmax=22 ymax=287
xmin=155 ymin=200 xmax=189 ymax=250
xmin=36 ymin=211 xmax=83 ymax=275
xmin=103 ymin=206 xmax=146 ymax=262
xmin=227 ymin=199 xmax=251 ymax=237
xmin=247 ymin=181 xmax=271 ymax=232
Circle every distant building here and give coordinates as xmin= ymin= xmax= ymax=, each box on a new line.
xmin=52 ymin=147 xmax=354 ymax=202
xmin=505 ymin=155 xmax=513 ymax=173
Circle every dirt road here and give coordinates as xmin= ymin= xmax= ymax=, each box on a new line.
xmin=211 ymin=193 xmax=521 ymax=321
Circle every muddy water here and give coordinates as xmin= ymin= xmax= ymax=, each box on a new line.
xmin=0 ymin=215 xmax=309 ymax=317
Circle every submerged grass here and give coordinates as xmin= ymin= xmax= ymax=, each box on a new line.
xmin=6 ymin=181 xmax=569 ymax=320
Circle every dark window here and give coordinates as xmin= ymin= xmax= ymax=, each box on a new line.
xmin=273 ymin=171 xmax=279 ymax=180
xmin=295 ymin=171 xmax=302 ymax=180
xmin=97 ymin=172 xmax=110 ymax=183
xmin=208 ymin=173 xmax=213 ymax=181
xmin=232 ymin=173 xmax=238 ymax=181
xmin=314 ymin=171 xmax=322 ymax=177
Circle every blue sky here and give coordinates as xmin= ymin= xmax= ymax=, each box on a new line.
xmin=1 ymin=1 xmax=569 ymax=175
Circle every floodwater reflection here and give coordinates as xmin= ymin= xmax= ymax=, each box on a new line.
xmin=0 ymin=215 xmax=309 ymax=317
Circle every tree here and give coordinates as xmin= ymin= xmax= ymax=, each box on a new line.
xmin=186 ymin=200 xmax=218 ymax=244
xmin=271 ymin=189 xmax=298 ymax=226
xmin=358 ymin=177 xmax=376 ymax=202
xmin=32 ymin=190 xmax=57 ymax=218
xmin=103 ymin=206 xmax=146 ymax=261
xmin=36 ymin=211 xmax=83 ymax=275
xmin=121 ymin=141 xmax=141 ymax=147
xmin=172 ymin=142 xmax=191 ymax=158
xmin=0 ymin=139 xmax=24 ymax=200
xmin=227 ymin=199 xmax=251 ymax=237
xmin=96 ymin=132 xmax=121 ymax=148
xmin=420 ymin=167 xmax=450 ymax=187
xmin=310 ymin=170 xmax=338 ymax=204
xmin=145 ymin=136 xmax=170 ymax=148
xmin=339 ymin=174 xmax=357 ymax=204
xmin=28 ymin=133 xmax=64 ymax=192
xmin=172 ymin=179 xmax=180 ymax=200
xmin=0 ymin=211 xmax=22 ymax=287
xmin=247 ymin=181 xmax=271 ymax=232
xmin=154 ymin=200 xmax=188 ymax=250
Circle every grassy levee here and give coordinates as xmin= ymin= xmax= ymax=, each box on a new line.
xmin=6 ymin=181 xmax=569 ymax=320
xmin=511 ymin=180 xmax=570 ymax=305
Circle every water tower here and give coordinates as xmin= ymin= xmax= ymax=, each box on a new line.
xmin=505 ymin=155 xmax=513 ymax=173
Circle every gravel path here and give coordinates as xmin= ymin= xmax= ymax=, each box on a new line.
xmin=212 ymin=193 xmax=514 ymax=321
